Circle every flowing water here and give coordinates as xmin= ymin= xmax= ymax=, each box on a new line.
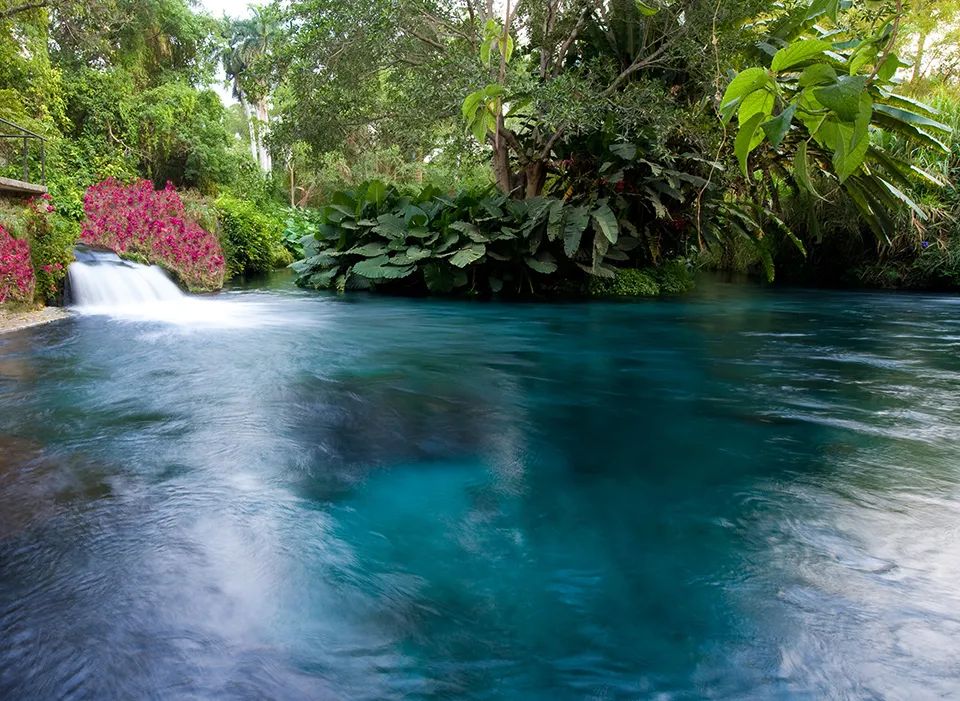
xmin=2 ymin=274 xmax=960 ymax=699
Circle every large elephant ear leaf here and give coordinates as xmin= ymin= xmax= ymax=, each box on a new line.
xmin=449 ymin=243 xmax=486 ymax=268
xmin=424 ymin=263 xmax=468 ymax=293
xmin=524 ymin=253 xmax=557 ymax=274
xmin=563 ymin=206 xmax=590 ymax=258
xmin=591 ymin=204 xmax=619 ymax=245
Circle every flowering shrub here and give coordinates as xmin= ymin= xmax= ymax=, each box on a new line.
xmin=0 ymin=225 xmax=36 ymax=304
xmin=81 ymin=178 xmax=226 ymax=290
xmin=24 ymin=195 xmax=74 ymax=303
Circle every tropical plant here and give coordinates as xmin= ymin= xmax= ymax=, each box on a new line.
xmin=291 ymin=170 xmax=712 ymax=296
xmin=0 ymin=223 xmax=35 ymax=304
xmin=214 ymin=194 xmax=287 ymax=276
xmin=720 ymin=0 xmax=952 ymax=245
xmin=81 ymin=178 xmax=226 ymax=291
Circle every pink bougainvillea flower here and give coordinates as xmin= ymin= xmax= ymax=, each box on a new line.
xmin=82 ymin=178 xmax=225 ymax=290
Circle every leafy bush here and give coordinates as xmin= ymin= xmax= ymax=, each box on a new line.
xmin=589 ymin=269 xmax=661 ymax=297
xmin=24 ymin=196 xmax=76 ymax=303
xmin=0 ymin=224 xmax=35 ymax=304
xmin=290 ymin=173 xmax=709 ymax=296
xmin=291 ymin=180 xmax=633 ymax=296
xmin=0 ymin=196 xmax=78 ymax=304
xmin=81 ymin=178 xmax=226 ymax=291
xmin=589 ymin=261 xmax=694 ymax=297
xmin=214 ymin=195 xmax=286 ymax=277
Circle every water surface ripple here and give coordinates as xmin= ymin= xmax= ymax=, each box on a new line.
xmin=2 ymin=278 xmax=960 ymax=699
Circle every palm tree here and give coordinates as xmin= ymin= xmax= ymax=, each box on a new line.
xmin=220 ymin=8 xmax=277 ymax=171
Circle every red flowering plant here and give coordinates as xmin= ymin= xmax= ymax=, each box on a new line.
xmin=0 ymin=224 xmax=36 ymax=305
xmin=81 ymin=178 xmax=226 ymax=290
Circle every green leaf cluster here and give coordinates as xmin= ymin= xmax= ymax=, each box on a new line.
xmin=721 ymin=0 xmax=952 ymax=244
xmin=289 ymin=178 xmax=674 ymax=296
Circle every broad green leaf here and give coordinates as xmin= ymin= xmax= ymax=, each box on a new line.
xmin=449 ymin=243 xmax=486 ymax=268
xmin=524 ymin=253 xmax=558 ymax=274
xmin=720 ymin=68 xmax=771 ymax=123
xmin=636 ymin=1 xmax=659 ymax=16
xmin=762 ymin=101 xmax=798 ymax=147
xmin=736 ymin=112 xmax=767 ymax=176
xmin=364 ymin=180 xmax=388 ymax=207
xmin=610 ymin=142 xmax=638 ymax=160
xmin=448 ymin=221 xmax=484 ymax=241
xmin=738 ymin=89 xmax=775 ymax=126
xmin=591 ymin=204 xmax=619 ymax=244
xmin=799 ymin=63 xmax=838 ymax=87
xmin=471 ymin=115 xmax=487 ymax=142
xmin=404 ymin=246 xmax=432 ymax=261
xmin=346 ymin=243 xmax=389 ymax=257
xmin=836 ymin=94 xmax=872 ymax=183
xmin=872 ymin=104 xmax=952 ymax=136
xmin=489 ymin=277 xmax=503 ymax=293
xmin=351 ymin=256 xmax=415 ymax=280
xmin=403 ymin=205 xmax=429 ymax=226
xmin=563 ymin=206 xmax=590 ymax=258
xmin=374 ymin=214 xmax=406 ymax=239
xmin=876 ymin=52 xmax=899 ymax=82
xmin=484 ymin=83 xmax=507 ymax=98
xmin=770 ymin=39 xmax=830 ymax=72
xmin=423 ymin=263 xmax=467 ymax=292
xmin=793 ymin=141 xmax=820 ymax=197
xmin=480 ymin=36 xmax=493 ymax=64
xmin=462 ymin=90 xmax=485 ymax=119
xmin=502 ymin=34 xmax=514 ymax=63
xmin=814 ymin=75 xmax=867 ymax=121
xmin=847 ymin=40 xmax=877 ymax=75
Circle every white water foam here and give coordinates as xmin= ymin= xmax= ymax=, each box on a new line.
xmin=67 ymin=251 xmax=269 ymax=327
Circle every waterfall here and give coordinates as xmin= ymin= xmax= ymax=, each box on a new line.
xmin=64 ymin=246 xmax=269 ymax=328
xmin=68 ymin=247 xmax=184 ymax=308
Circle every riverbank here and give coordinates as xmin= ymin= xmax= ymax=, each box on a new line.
xmin=0 ymin=306 xmax=69 ymax=334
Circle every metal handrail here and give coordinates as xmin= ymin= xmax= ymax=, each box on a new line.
xmin=0 ymin=117 xmax=46 ymax=187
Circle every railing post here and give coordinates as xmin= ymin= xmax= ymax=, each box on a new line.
xmin=22 ymin=137 xmax=28 ymax=183
xmin=41 ymin=141 xmax=45 ymax=186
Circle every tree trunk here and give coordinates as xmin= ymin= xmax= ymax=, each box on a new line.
xmin=255 ymin=100 xmax=272 ymax=172
xmin=523 ymin=161 xmax=547 ymax=199
xmin=289 ymin=160 xmax=295 ymax=207
xmin=912 ymin=32 xmax=927 ymax=85
xmin=240 ymin=98 xmax=258 ymax=164
xmin=492 ymin=140 xmax=513 ymax=194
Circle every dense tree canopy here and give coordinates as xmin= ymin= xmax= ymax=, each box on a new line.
xmin=0 ymin=0 xmax=958 ymax=297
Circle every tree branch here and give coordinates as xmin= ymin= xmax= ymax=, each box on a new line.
xmin=0 ymin=0 xmax=51 ymax=20
xmin=405 ymin=27 xmax=445 ymax=52
xmin=867 ymin=0 xmax=904 ymax=87
xmin=539 ymin=126 xmax=565 ymax=161
xmin=539 ymin=0 xmax=560 ymax=79
xmin=551 ymin=7 xmax=593 ymax=79
xmin=602 ymin=27 xmax=685 ymax=96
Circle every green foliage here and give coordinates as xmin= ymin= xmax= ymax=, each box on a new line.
xmin=291 ymin=178 xmax=704 ymax=297
xmin=588 ymin=261 xmax=695 ymax=297
xmin=589 ymin=269 xmax=662 ymax=297
xmin=721 ymin=0 xmax=952 ymax=247
xmin=214 ymin=195 xmax=286 ymax=277
xmin=0 ymin=197 xmax=78 ymax=304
